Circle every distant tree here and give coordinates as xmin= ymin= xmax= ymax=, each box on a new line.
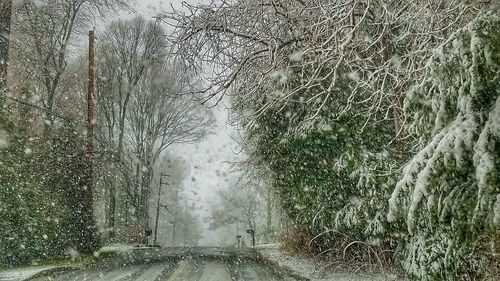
xmin=149 ymin=153 xmax=202 ymax=247
xmin=210 ymin=187 xmax=261 ymax=240
xmin=95 ymin=16 xmax=212 ymax=237
xmin=232 ymin=162 xmax=279 ymax=243
xmin=95 ymin=16 xmax=170 ymax=239
xmin=127 ymin=64 xmax=212 ymax=225
xmin=169 ymin=205 xmax=202 ymax=246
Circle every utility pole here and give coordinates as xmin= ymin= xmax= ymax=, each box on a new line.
xmin=183 ymin=199 xmax=188 ymax=246
xmin=0 ymin=0 xmax=12 ymax=94
xmin=87 ymin=30 xmax=95 ymax=192
xmin=81 ymin=30 xmax=98 ymax=253
xmin=153 ymin=172 xmax=170 ymax=246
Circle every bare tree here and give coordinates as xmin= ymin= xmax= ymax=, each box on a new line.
xmin=162 ymin=0 xmax=493 ymax=142
xmin=127 ymin=64 xmax=212 ymax=227
xmin=95 ymin=16 xmax=169 ymax=238
xmin=95 ymin=16 xmax=212 ymax=237
xmin=8 ymin=0 xmax=127 ymax=132
xmin=97 ymin=17 xmax=168 ymax=162
xmin=211 ymin=187 xmax=259 ymax=235
xmin=232 ymin=158 xmax=278 ymax=243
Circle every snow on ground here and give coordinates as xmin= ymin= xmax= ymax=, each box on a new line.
xmin=166 ymin=259 xmax=202 ymax=281
xmin=0 ymin=266 xmax=55 ymax=281
xmin=97 ymin=243 xmax=136 ymax=254
xmin=198 ymin=262 xmax=232 ymax=281
xmin=257 ymin=248 xmax=403 ymax=281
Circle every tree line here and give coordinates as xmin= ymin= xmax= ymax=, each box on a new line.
xmin=0 ymin=0 xmax=210 ymax=265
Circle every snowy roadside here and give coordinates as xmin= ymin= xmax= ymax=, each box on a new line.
xmin=256 ymin=246 xmax=404 ymax=281
xmin=0 ymin=244 xmax=130 ymax=281
xmin=0 ymin=266 xmax=56 ymax=281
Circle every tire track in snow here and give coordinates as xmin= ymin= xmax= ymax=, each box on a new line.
xmin=91 ymin=265 xmax=142 ymax=281
xmin=165 ymin=259 xmax=203 ymax=281
xmin=198 ymin=262 xmax=232 ymax=281
xmin=134 ymin=264 xmax=165 ymax=281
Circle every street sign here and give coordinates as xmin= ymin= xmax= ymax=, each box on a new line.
xmin=246 ymin=229 xmax=255 ymax=247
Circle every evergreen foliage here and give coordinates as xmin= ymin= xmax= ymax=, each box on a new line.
xmin=233 ymin=10 xmax=499 ymax=280
xmin=0 ymin=118 xmax=96 ymax=266
xmin=387 ymin=12 xmax=500 ymax=280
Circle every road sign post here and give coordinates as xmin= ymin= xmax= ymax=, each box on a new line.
xmin=246 ymin=229 xmax=255 ymax=247
xmin=236 ymin=235 xmax=242 ymax=248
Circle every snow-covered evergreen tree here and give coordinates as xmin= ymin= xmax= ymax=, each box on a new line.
xmin=387 ymin=12 xmax=500 ymax=280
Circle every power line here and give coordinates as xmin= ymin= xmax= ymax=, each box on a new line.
xmin=2 ymin=95 xmax=84 ymax=124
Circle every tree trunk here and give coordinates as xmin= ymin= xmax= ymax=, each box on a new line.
xmin=393 ymin=91 xmax=405 ymax=157
xmin=108 ymin=179 xmax=116 ymax=241
xmin=43 ymin=88 xmax=55 ymax=134
xmin=266 ymin=192 xmax=272 ymax=243
xmin=171 ymin=210 xmax=178 ymax=246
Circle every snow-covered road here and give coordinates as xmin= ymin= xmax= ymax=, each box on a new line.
xmin=1 ymin=247 xmax=301 ymax=281
xmin=21 ymin=259 xmax=297 ymax=281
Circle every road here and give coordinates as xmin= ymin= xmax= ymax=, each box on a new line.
xmin=18 ymin=247 xmax=303 ymax=281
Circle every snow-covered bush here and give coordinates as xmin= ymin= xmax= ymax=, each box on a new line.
xmin=234 ymin=63 xmax=403 ymax=261
xmin=388 ymin=12 xmax=500 ymax=280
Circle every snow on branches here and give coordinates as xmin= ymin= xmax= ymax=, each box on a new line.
xmin=388 ymin=12 xmax=500 ymax=232
xmin=163 ymin=0 xmax=491 ymax=134
xmin=386 ymin=11 xmax=500 ymax=279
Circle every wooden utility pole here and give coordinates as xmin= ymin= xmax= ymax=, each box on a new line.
xmin=87 ymin=30 xmax=95 ymax=190
xmin=0 ymin=0 xmax=12 ymax=91
xmin=153 ymin=172 xmax=170 ymax=246
xmin=183 ymin=199 xmax=188 ymax=246
xmin=81 ymin=29 xmax=98 ymax=253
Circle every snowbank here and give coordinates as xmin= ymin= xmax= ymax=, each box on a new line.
xmin=0 ymin=266 xmax=55 ymax=281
